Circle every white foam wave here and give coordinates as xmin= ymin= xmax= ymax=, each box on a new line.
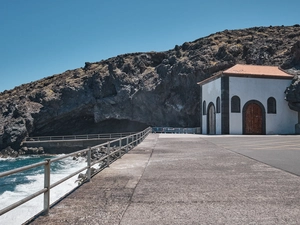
xmin=0 ymin=155 xmax=47 ymax=161
xmin=0 ymin=156 xmax=88 ymax=225
xmin=0 ymin=157 xmax=17 ymax=162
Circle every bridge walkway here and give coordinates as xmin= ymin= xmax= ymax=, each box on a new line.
xmin=29 ymin=134 xmax=300 ymax=225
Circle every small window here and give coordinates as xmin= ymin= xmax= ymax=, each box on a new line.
xmin=267 ymin=97 xmax=276 ymax=114
xmin=203 ymin=101 xmax=206 ymax=115
xmin=216 ymin=97 xmax=220 ymax=113
xmin=231 ymin=96 xmax=240 ymax=113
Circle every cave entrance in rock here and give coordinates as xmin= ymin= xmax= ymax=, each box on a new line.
xmin=32 ymin=117 xmax=148 ymax=136
xmin=94 ymin=119 xmax=148 ymax=133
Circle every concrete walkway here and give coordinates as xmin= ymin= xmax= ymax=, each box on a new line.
xmin=29 ymin=134 xmax=300 ymax=225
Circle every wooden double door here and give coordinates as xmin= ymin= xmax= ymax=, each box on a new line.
xmin=243 ymin=101 xmax=265 ymax=135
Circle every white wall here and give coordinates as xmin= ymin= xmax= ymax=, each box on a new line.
xmin=229 ymin=77 xmax=298 ymax=134
xmin=202 ymin=78 xmax=222 ymax=134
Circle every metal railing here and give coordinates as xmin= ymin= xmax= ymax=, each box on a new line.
xmin=0 ymin=127 xmax=152 ymax=218
xmin=152 ymin=127 xmax=201 ymax=134
xmin=24 ymin=132 xmax=136 ymax=142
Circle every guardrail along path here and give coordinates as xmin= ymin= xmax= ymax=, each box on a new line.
xmin=30 ymin=134 xmax=300 ymax=225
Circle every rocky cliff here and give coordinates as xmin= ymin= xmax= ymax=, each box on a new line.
xmin=1 ymin=25 xmax=300 ymax=152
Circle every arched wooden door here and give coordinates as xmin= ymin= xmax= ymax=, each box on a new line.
xmin=243 ymin=101 xmax=265 ymax=135
xmin=207 ymin=103 xmax=216 ymax=135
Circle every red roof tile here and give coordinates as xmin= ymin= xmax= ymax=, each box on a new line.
xmin=197 ymin=64 xmax=293 ymax=85
xmin=223 ymin=64 xmax=292 ymax=77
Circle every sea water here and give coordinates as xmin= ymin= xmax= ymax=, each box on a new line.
xmin=0 ymin=155 xmax=87 ymax=225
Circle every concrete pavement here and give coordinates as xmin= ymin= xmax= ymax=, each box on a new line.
xmin=29 ymin=134 xmax=300 ymax=225
xmin=202 ymin=135 xmax=300 ymax=176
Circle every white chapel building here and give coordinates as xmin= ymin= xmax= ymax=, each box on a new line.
xmin=198 ymin=64 xmax=298 ymax=135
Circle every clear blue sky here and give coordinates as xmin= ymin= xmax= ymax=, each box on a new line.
xmin=0 ymin=0 xmax=299 ymax=92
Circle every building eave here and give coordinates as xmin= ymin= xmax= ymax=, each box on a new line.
xmin=198 ymin=72 xmax=293 ymax=86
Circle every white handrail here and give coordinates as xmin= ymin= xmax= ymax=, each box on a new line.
xmin=0 ymin=127 xmax=152 ymax=218
xmin=24 ymin=131 xmax=136 ymax=142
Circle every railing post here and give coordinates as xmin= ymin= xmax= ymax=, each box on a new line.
xmin=119 ymin=139 xmax=122 ymax=158
xmin=126 ymin=137 xmax=129 ymax=153
xmin=87 ymin=147 xmax=91 ymax=182
xmin=133 ymin=134 xmax=136 ymax=146
xmin=44 ymin=159 xmax=51 ymax=215
xmin=107 ymin=142 xmax=111 ymax=167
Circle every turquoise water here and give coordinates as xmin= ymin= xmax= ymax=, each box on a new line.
xmin=0 ymin=156 xmax=51 ymax=195
xmin=0 ymin=155 xmax=87 ymax=225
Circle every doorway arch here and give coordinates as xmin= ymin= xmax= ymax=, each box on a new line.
xmin=207 ymin=102 xmax=216 ymax=135
xmin=243 ymin=100 xmax=266 ymax=135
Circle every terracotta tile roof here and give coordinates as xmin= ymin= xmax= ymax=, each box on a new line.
xmin=223 ymin=64 xmax=293 ymax=77
xmin=197 ymin=64 xmax=293 ymax=86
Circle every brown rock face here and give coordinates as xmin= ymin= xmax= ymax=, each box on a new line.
xmin=1 ymin=25 xmax=300 ymax=151
xmin=283 ymin=40 xmax=300 ymax=111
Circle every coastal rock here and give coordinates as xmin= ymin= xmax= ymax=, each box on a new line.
xmin=283 ymin=41 xmax=300 ymax=111
xmin=0 ymin=146 xmax=45 ymax=158
xmin=1 ymin=25 xmax=300 ymax=152
xmin=0 ymin=146 xmax=19 ymax=158
xmin=19 ymin=147 xmax=45 ymax=155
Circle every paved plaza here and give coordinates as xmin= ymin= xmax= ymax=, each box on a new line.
xmin=202 ymin=135 xmax=300 ymax=176
xmin=29 ymin=134 xmax=300 ymax=225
